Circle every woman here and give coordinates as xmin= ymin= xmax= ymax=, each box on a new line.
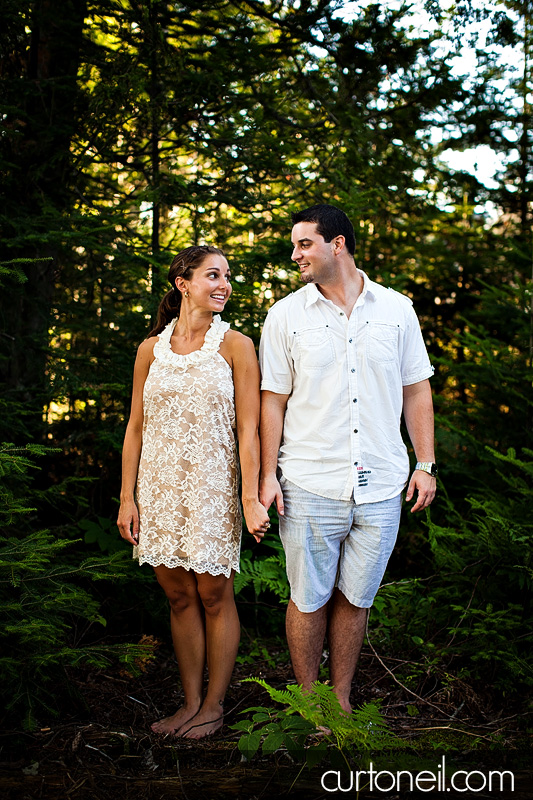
xmin=117 ymin=245 xmax=270 ymax=739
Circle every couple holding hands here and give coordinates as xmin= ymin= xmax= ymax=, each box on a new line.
xmin=117 ymin=204 xmax=436 ymax=740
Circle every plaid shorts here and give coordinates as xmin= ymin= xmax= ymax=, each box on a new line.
xmin=279 ymin=477 xmax=401 ymax=612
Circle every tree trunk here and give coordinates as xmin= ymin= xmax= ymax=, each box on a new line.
xmin=1 ymin=0 xmax=86 ymax=433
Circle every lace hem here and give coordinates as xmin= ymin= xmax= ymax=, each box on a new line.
xmin=153 ymin=314 xmax=230 ymax=369
xmin=133 ymin=550 xmax=239 ymax=577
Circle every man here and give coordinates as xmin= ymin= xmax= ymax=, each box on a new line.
xmin=259 ymin=204 xmax=436 ymax=713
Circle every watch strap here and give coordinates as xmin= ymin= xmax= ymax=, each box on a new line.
xmin=415 ymin=461 xmax=437 ymax=476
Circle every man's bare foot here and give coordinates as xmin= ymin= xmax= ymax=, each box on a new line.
xmin=332 ymin=691 xmax=352 ymax=715
xmin=178 ymin=704 xmax=224 ymax=740
xmin=151 ymin=703 xmax=200 ymax=734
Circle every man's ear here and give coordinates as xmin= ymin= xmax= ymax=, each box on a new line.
xmin=332 ymin=235 xmax=345 ymax=254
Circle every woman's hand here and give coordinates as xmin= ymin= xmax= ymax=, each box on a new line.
xmin=117 ymin=499 xmax=140 ymax=545
xmin=242 ymin=499 xmax=271 ymax=543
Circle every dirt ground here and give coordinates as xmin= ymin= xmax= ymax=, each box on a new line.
xmin=0 ymin=638 xmax=530 ymax=800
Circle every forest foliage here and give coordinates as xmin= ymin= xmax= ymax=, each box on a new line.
xmin=1 ymin=0 xmax=532 ymax=728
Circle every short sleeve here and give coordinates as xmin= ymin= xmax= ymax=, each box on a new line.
xmin=259 ymin=309 xmax=294 ymax=394
xmin=400 ymin=305 xmax=434 ymax=386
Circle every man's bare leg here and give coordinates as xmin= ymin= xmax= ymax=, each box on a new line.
xmin=285 ymin=598 xmax=328 ymax=690
xmin=327 ymin=588 xmax=368 ymax=713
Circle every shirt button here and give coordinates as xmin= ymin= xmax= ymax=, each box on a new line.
xmin=351 ymin=368 xmax=355 ymax=373
xmin=354 ymin=428 xmax=358 ymax=433
xmin=349 ymin=338 xmax=353 ymax=343
xmin=353 ymin=398 xmax=357 ymax=403
xmin=340 ymin=312 xmax=344 ymax=315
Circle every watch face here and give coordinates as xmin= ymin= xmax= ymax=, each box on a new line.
xmin=430 ymin=464 xmax=438 ymax=477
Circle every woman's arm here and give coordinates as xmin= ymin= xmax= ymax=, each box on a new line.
xmin=228 ymin=332 xmax=270 ymax=543
xmin=117 ymin=338 xmax=155 ymax=544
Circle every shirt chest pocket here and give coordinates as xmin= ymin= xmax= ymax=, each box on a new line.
xmin=365 ymin=321 xmax=399 ymax=364
xmin=293 ymin=326 xmax=335 ymax=373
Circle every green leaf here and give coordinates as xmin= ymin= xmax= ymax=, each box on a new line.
xmin=237 ymin=732 xmax=261 ymax=759
xmin=262 ymin=732 xmax=286 ymax=754
xmin=229 ymin=720 xmax=254 ymax=733
xmin=251 ymin=712 xmax=272 ymax=722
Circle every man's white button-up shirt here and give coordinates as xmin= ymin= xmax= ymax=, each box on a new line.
xmin=259 ymin=270 xmax=434 ymax=503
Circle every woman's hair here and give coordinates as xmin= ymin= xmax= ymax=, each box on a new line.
xmin=148 ymin=245 xmax=225 ymax=337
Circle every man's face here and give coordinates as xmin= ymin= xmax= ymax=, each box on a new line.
xmin=291 ymin=221 xmax=338 ymax=285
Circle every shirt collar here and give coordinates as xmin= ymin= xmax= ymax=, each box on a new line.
xmin=303 ymin=269 xmax=377 ymax=309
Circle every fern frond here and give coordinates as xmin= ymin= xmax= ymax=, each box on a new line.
xmin=243 ymin=678 xmax=407 ymax=753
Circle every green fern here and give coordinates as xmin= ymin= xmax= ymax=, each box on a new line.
xmin=0 ymin=444 xmax=150 ymax=728
xmin=231 ymin=679 xmax=407 ymax=764
xmin=235 ymin=538 xmax=289 ymax=602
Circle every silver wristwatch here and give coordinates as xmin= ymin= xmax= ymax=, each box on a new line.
xmin=415 ymin=461 xmax=438 ymax=477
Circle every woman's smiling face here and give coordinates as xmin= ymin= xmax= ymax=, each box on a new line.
xmin=177 ymin=253 xmax=232 ymax=312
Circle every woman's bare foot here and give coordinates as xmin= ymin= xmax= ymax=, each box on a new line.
xmin=151 ymin=703 xmax=200 ymax=734
xmin=178 ymin=704 xmax=224 ymax=740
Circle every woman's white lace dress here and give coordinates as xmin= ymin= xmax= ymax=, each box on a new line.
xmin=133 ymin=315 xmax=241 ymax=577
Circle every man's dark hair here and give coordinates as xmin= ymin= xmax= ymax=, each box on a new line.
xmin=291 ymin=204 xmax=356 ymax=256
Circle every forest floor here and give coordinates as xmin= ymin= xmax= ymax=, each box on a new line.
xmin=1 ymin=636 xmax=531 ymax=800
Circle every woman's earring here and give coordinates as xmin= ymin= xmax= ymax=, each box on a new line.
xmin=184 ymin=290 xmax=190 ymax=298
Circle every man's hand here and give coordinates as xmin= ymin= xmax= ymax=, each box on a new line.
xmin=259 ymin=474 xmax=285 ymax=517
xmin=405 ymin=470 xmax=436 ymax=513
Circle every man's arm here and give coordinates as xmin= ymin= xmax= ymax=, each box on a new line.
xmin=259 ymin=390 xmax=290 ymax=515
xmin=402 ymin=379 xmax=436 ymax=513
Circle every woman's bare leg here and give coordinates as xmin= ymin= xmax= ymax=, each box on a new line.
xmin=151 ymin=565 xmax=205 ymax=733
xmin=179 ymin=570 xmax=240 ymax=739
